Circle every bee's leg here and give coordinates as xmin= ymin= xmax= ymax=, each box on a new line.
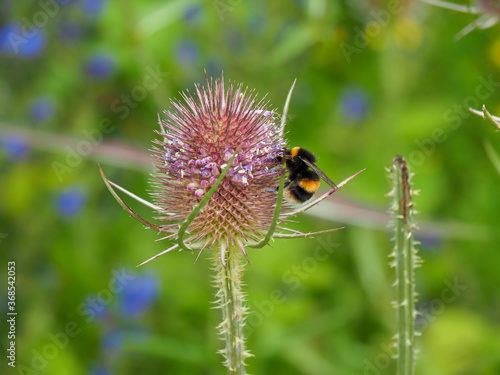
xmin=265 ymin=180 xmax=289 ymax=193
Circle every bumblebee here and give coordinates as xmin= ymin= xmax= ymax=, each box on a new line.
xmin=267 ymin=147 xmax=337 ymax=203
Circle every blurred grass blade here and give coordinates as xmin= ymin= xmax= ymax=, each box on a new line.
xmin=270 ymin=26 xmax=317 ymax=66
xmin=483 ymin=139 xmax=500 ymax=176
xmin=0 ymin=126 xmax=152 ymax=171
xmin=421 ymin=0 xmax=480 ymax=14
xmin=137 ymin=0 xmax=187 ymax=37
xmin=388 ymin=156 xmax=421 ymax=375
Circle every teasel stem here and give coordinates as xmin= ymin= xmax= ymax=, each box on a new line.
xmin=212 ymin=244 xmax=251 ymax=374
xmin=388 ymin=156 xmax=421 ymax=375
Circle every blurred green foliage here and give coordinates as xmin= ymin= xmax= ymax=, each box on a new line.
xmin=1 ymin=0 xmax=500 ymax=374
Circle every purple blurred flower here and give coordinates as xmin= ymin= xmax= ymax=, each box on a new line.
xmin=415 ymin=232 xmax=442 ymax=251
xmin=175 ymin=40 xmax=199 ymax=65
xmin=79 ymin=292 xmax=110 ymax=322
xmin=0 ymin=22 xmax=46 ymax=58
xmin=83 ymin=53 xmax=116 ymax=80
xmin=339 ymin=87 xmax=369 ymax=123
xmin=30 ymin=96 xmax=56 ymax=123
xmin=102 ymin=329 xmax=122 ymax=352
xmin=57 ymin=189 xmax=86 ymax=217
xmin=89 ymin=365 xmax=110 ymax=375
xmin=184 ymin=4 xmax=204 ymax=25
xmin=0 ymin=136 xmax=30 ymax=159
xmin=118 ymin=273 xmax=158 ymax=317
xmin=58 ymin=21 xmax=82 ymax=43
xmin=79 ymin=0 xmax=107 ymax=16
xmin=90 ymin=299 xmax=110 ymax=321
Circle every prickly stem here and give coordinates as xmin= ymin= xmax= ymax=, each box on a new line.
xmin=388 ymin=156 xmax=421 ymax=375
xmin=212 ymin=247 xmax=251 ymax=374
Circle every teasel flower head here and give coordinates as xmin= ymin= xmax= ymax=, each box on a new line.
xmin=150 ymin=76 xmax=284 ymax=264
xmin=100 ymin=75 xmax=363 ymax=266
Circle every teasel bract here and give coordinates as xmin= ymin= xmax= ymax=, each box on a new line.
xmin=100 ymin=75 xmax=363 ymax=374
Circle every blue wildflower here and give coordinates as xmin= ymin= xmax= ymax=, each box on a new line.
xmin=89 ymin=364 xmax=110 ymax=375
xmin=339 ymin=86 xmax=369 ymax=123
xmin=175 ymin=40 xmax=199 ymax=65
xmin=79 ymin=0 xmax=106 ymax=16
xmin=415 ymin=232 xmax=442 ymax=251
xmin=57 ymin=189 xmax=86 ymax=217
xmin=30 ymin=96 xmax=56 ymax=123
xmin=83 ymin=53 xmax=116 ymax=80
xmin=0 ymin=22 xmax=46 ymax=58
xmin=118 ymin=273 xmax=158 ymax=317
xmin=184 ymin=4 xmax=203 ymax=25
xmin=0 ymin=136 xmax=29 ymax=159
xmin=58 ymin=21 xmax=82 ymax=43
xmin=102 ymin=329 xmax=122 ymax=352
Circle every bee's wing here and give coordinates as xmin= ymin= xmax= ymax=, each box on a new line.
xmin=299 ymin=156 xmax=338 ymax=189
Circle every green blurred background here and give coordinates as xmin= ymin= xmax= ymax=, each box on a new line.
xmin=2 ymin=0 xmax=500 ymax=374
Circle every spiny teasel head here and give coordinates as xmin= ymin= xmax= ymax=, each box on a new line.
xmin=150 ymin=75 xmax=285 ymax=264
xmin=99 ymin=76 xmax=363 ymax=267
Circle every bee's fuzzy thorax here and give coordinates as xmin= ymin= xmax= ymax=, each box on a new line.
xmin=289 ymin=147 xmax=317 ymax=163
